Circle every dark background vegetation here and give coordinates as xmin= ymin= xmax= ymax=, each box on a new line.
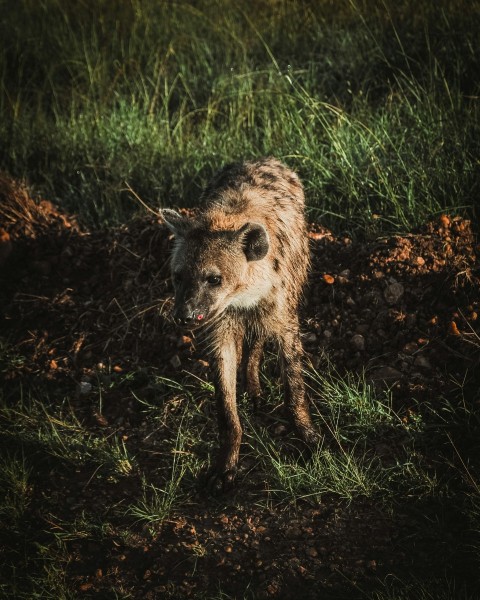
xmin=0 ymin=0 xmax=479 ymax=232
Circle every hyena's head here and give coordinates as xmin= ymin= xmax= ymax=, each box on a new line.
xmin=160 ymin=209 xmax=269 ymax=327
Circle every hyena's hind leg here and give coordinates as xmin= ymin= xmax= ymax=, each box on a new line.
xmin=276 ymin=323 xmax=321 ymax=446
xmin=240 ymin=334 xmax=265 ymax=409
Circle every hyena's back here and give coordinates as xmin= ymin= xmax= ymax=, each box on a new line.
xmin=200 ymin=157 xmax=310 ymax=303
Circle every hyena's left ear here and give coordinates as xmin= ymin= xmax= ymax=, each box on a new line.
xmin=159 ymin=208 xmax=190 ymax=236
xmin=236 ymin=222 xmax=269 ymax=261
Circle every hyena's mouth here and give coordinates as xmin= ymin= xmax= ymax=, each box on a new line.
xmin=174 ymin=309 xmax=209 ymax=329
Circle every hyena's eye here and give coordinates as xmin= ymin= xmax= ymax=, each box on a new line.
xmin=206 ymin=275 xmax=222 ymax=286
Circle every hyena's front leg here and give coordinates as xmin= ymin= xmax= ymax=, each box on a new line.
xmin=207 ymin=338 xmax=242 ymax=493
xmin=277 ymin=323 xmax=320 ymax=446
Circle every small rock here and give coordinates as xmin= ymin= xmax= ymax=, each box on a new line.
xmin=355 ymin=323 xmax=369 ymax=335
xmin=351 ymin=334 xmax=365 ymax=352
xmin=285 ymin=526 xmax=302 ymax=539
xmin=403 ymin=342 xmax=418 ymax=354
xmin=297 ymin=565 xmax=307 ymax=575
xmin=177 ymin=335 xmax=192 ymax=348
xmin=415 ymin=256 xmax=425 ymax=266
xmin=304 ymin=332 xmax=317 ymax=344
xmin=414 ymin=355 xmax=432 ymax=369
xmin=370 ymin=367 xmax=402 ymax=383
xmin=384 ymin=282 xmax=404 ymax=305
xmin=170 ymin=354 xmax=182 ymax=369
xmin=323 ymin=330 xmax=333 ymax=339
xmin=79 ymin=381 xmax=92 ymax=395
xmin=306 ymin=547 xmax=318 ymax=558
xmin=339 ymin=269 xmax=351 ymax=278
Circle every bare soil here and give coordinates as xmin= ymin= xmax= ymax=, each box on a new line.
xmin=1 ymin=175 xmax=479 ymax=599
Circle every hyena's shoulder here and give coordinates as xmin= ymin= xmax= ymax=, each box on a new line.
xmin=201 ymin=157 xmax=303 ymax=206
xmin=201 ymin=158 xmax=305 ymax=230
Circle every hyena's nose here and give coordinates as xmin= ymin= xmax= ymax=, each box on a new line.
xmin=174 ymin=307 xmax=204 ymax=327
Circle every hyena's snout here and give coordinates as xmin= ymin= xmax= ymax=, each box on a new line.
xmin=172 ymin=302 xmax=206 ymax=327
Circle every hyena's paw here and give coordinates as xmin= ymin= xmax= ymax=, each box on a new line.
xmin=204 ymin=466 xmax=238 ymax=495
xmin=297 ymin=425 xmax=323 ymax=448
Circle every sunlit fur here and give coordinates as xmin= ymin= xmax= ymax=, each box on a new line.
xmin=160 ymin=157 xmax=319 ymax=492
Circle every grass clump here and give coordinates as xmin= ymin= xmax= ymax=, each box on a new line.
xmin=245 ymin=363 xmax=448 ymax=505
xmin=126 ymin=406 xmax=203 ymax=529
xmin=0 ymin=391 xmax=135 ymax=475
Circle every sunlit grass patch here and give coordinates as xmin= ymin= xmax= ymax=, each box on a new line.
xmin=0 ymin=393 xmax=134 ymax=475
xmin=248 ymin=428 xmax=387 ymax=503
xmin=243 ymin=361 xmax=454 ymax=505
xmin=306 ymin=361 xmax=399 ymax=437
xmin=126 ymin=423 xmax=196 ymax=527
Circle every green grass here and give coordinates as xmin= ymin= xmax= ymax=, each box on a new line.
xmin=1 ymin=0 xmax=478 ymax=232
xmin=244 ymin=363 xmax=447 ymax=505
xmin=0 ymin=392 xmax=135 ymax=475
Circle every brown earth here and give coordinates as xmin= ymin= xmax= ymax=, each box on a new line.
xmin=1 ymin=174 xmax=479 ymax=599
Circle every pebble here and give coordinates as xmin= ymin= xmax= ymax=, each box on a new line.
xmin=370 ymin=366 xmax=402 ymax=383
xmin=285 ymin=526 xmax=302 ymax=539
xmin=351 ymin=334 xmax=365 ymax=352
xmin=403 ymin=342 xmax=418 ymax=354
xmin=304 ymin=332 xmax=317 ymax=344
xmin=384 ymin=282 xmax=404 ymax=305
xmin=414 ymin=355 xmax=432 ymax=370
xmin=170 ymin=354 xmax=182 ymax=369
xmin=79 ymin=381 xmax=92 ymax=395
xmin=177 ymin=335 xmax=192 ymax=348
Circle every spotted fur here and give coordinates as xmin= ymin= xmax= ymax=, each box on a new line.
xmin=160 ymin=157 xmax=319 ymax=492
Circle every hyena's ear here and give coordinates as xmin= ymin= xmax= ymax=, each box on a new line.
xmin=236 ymin=222 xmax=269 ymax=261
xmin=159 ymin=208 xmax=190 ymax=236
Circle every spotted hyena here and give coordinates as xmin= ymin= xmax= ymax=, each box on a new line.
xmin=160 ymin=157 xmax=319 ymax=492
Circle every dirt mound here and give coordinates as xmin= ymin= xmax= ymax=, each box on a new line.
xmin=0 ymin=173 xmax=80 ymax=238
xmin=306 ymin=215 xmax=479 ymax=401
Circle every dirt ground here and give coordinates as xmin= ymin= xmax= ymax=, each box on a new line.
xmin=1 ymin=175 xmax=479 ymax=599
